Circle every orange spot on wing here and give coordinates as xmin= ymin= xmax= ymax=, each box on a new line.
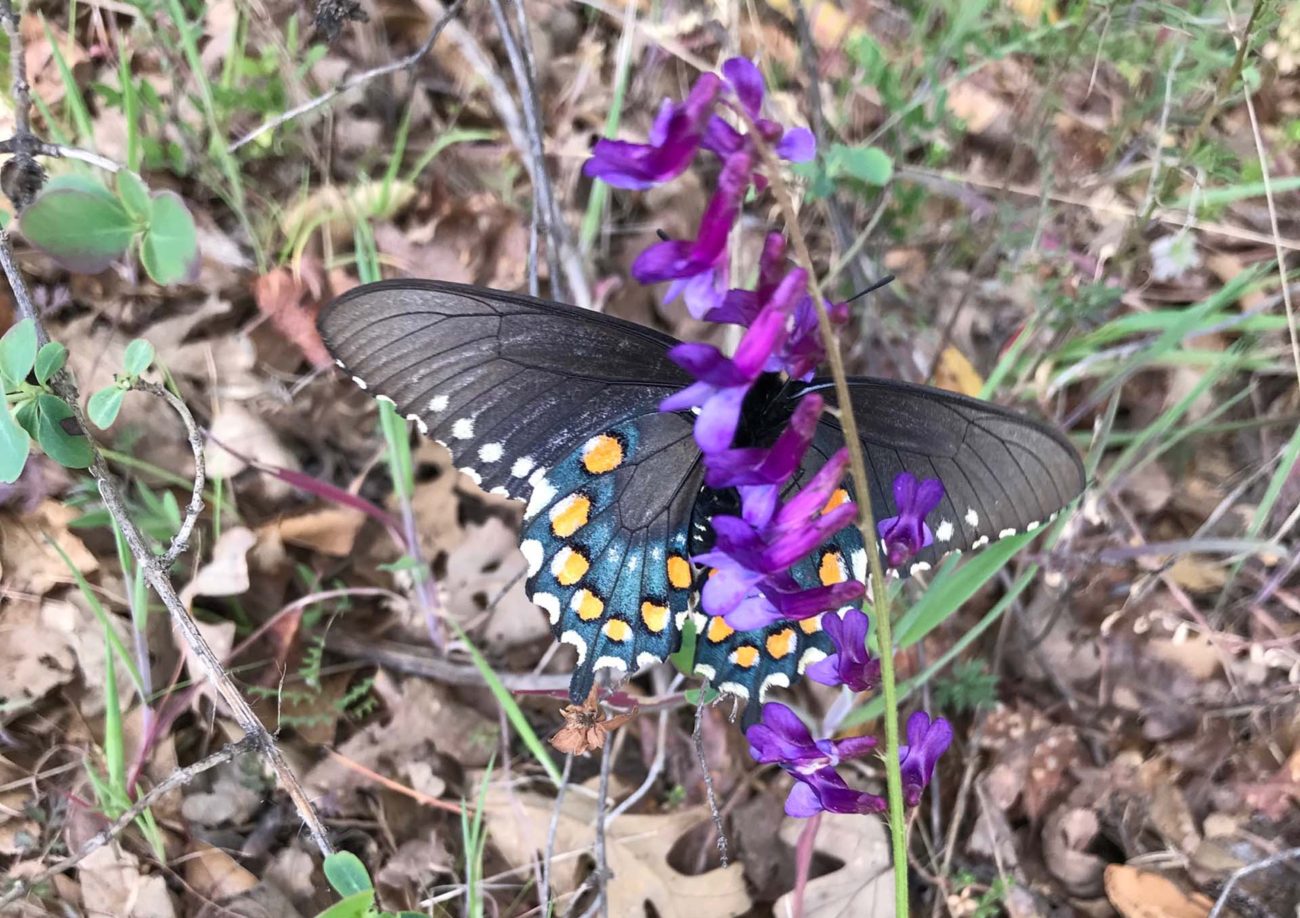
xmin=799 ymin=613 xmax=824 ymax=635
xmin=819 ymin=551 xmax=846 ymax=585
xmin=667 ymin=555 xmax=692 ymax=589
xmin=575 ymin=589 xmax=604 ymax=621
xmin=583 ymin=434 xmax=624 ymax=474
xmin=766 ymin=628 xmax=795 ymax=659
xmin=602 ymin=619 xmax=632 ymax=642
xmin=706 ymin=616 xmax=735 ymax=643
xmin=822 ymin=488 xmax=850 ymax=514
xmin=640 ymin=601 xmax=669 ymax=633
xmin=550 ymin=494 xmax=591 ymax=537
xmin=732 ymin=645 xmax=760 ymax=668
xmin=556 ymin=548 xmax=590 ymax=586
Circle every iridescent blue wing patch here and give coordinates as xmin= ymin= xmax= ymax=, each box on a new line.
xmin=519 ymin=411 xmax=702 ymax=703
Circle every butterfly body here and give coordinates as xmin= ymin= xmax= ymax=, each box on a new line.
xmin=319 ymin=280 xmax=1084 ymax=706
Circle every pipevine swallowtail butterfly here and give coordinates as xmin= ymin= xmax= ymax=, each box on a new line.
xmin=319 ymin=279 xmax=1084 ymax=707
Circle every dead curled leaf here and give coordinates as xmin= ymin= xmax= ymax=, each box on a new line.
xmin=1104 ymin=864 xmax=1214 ymax=918
xmin=482 ymin=784 xmax=751 ymax=918
xmin=549 ymin=684 xmax=637 ymax=756
xmin=252 ymin=265 xmax=333 ymax=370
xmin=1042 ymin=807 xmax=1105 ymax=897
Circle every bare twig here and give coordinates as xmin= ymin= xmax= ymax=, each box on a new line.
xmin=539 ymin=753 xmax=574 ymax=914
xmin=228 ymin=0 xmax=468 ymax=153
xmin=0 ymin=736 xmax=259 ymax=908
xmin=1208 ymin=846 xmax=1300 ymax=918
xmin=693 ymin=694 xmax=729 ymax=867
xmin=130 ymin=381 xmax=205 ymax=569
xmin=591 ymin=731 xmax=613 ymax=918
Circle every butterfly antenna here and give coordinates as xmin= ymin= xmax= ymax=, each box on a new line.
xmin=656 ymin=228 xmax=672 ymax=241
xmin=847 ymin=274 xmax=896 ymax=302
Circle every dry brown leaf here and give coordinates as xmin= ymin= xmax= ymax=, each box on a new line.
xmin=1042 ymin=807 xmax=1105 ymax=897
xmin=252 ymin=266 xmax=332 ymax=370
xmin=550 ymin=684 xmax=637 ymax=756
xmin=0 ymin=600 xmax=76 ymax=703
xmin=269 ymin=507 xmax=367 ymax=557
xmin=772 ymin=812 xmax=892 ymax=916
xmin=78 ymin=844 xmax=177 ymax=918
xmin=1104 ymin=865 xmax=1213 ymax=918
xmin=1166 ymin=555 xmax=1228 ymax=593
xmin=482 ymin=784 xmax=751 ymax=918
xmin=0 ymin=500 xmax=98 ymax=595
xmin=946 ymin=81 xmax=1009 ymax=136
xmin=444 ymin=518 xmax=548 ymax=652
xmin=934 ymin=345 xmax=986 ymax=397
xmin=180 ymin=527 xmax=258 ymax=608
xmin=185 ymin=841 xmax=259 ymax=902
xmin=206 ymin=404 xmax=302 ymax=498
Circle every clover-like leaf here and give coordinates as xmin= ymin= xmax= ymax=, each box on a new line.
xmin=313 ymin=890 xmax=376 ymax=918
xmin=139 ymin=191 xmax=198 ymax=285
xmin=34 ymin=341 xmax=68 ymax=385
xmin=323 ymin=851 xmax=373 ymax=898
xmin=123 ymin=338 xmax=155 ymax=376
xmin=88 ymin=385 xmax=127 ymax=429
xmin=35 ymin=393 xmax=93 ymax=468
xmin=115 ymin=170 xmax=151 ymax=223
xmin=0 ymin=398 xmax=31 ymax=484
xmin=829 ymin=143 xmax=894 ymax=186
xmin=0 ymin=318 xmax=37 ymax=385
xmin=20 ymin=186 xmax=135 ymax=274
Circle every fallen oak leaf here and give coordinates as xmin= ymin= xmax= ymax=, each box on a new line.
xmin=772 ymin=811 xmax=892 ymax=917
xmin=1104 ymin=864 xmax=1213 ymax=918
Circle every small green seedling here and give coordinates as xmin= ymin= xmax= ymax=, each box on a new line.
xmin=313 ymin=851 xmax=424 ymax=918
xmin=0 ymin=318 xmax=92 ymax=482
xmin=88 ymin=338 xmax=155 ymax=430
xmin=19 ymin=173 xmax=199 ymax=285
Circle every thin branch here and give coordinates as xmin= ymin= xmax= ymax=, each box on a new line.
xmin=228 ymin=0 xmax=468 ymax=153
xmin=592 ymin=732 xmax=613 ymax=918
xmin=539 ymin=753 xmax=574 ymax=913
xmin=130 ymin=381 xmax=205 ymax=570
xmin=692 ymin=694 xmax=729 ymax=867
xmin=0 ymin=736 xmax=259 ymax=908
xmin=1208 ymin=846 xmax=1300 ymax=918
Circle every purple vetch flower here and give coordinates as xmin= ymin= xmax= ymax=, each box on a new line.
xmin=702 ymin=392 xmax=823 ymax=490
xmin=631 ymin=153 xmax=751 ymax=318
xmin=583 ymin=74 xmax=722 ymax=189
xmin=898 ymin=711 xmax=953 ymax=806
xmin=710 ymin=233 xmax=850 ymax=379
xmin=695 ymin=449 xmax=865 ymax=630
xmin=877 ymin=471 xmax=945 ymax=567
xmin=703 ymin=59 xmax=816 ymax=175
xmin=746 ymin=702 xmax=884 ymax=816
xmin=806 ymin=608 xmax=881 ymax=693
xmin=659 ymin=264 xmax=809 ymax=454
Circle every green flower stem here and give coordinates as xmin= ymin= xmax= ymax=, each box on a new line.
xmin=742 ymin=121 xmax=910 ymax=914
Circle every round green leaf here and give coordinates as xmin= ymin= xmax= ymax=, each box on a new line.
xmin=122 ymin=338 xmax=155 ymax=376
xmin=0 ymin=398 xmax=31 ymax=484
xmin=13 ymin=398 xmax=39 ymax=439
xmin=830 ymin=144 xmax=894 ymax=186
xmin=20 ymin=188 xmax=135 ymax=274
xmin=88 ymin=385 xmax=126 ymax=429
xmin=323 ymin=852 xmax=373 ymax=897
xmin=139 ymin=191 xmax=198 ymax=285
xmin=35 ymin=393 xmax=93 ymax=469
xmin=115 ymin=170 xmax=152 ymax=223
xmin=0 ymin=318 xmax=37 ymax=385
xmin=313 ymin=890 xmax=376 ymax=918
xmin=44 ymin=173 xmax=119 ymax=200
xmin=34 ymin=341 xmax=68 ymax=385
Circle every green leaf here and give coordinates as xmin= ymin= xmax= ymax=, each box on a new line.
xmin=122 ymin=338 xmax=155 ymax=376
xmin=35 ymin=393 xmax=93 ymax=468
xmin=139 ymin=191 xmax=198 ymax=285
xmin=830 ymin=144 xmax=894 ymax=185
xmin=20 ymin=187 xmax=135 ymax=274
xmin=323 ymin=852 xmax=373 ymax=897
xmin=13 ymin=398 xmax=39 ymax=439
xmin=115 ymin=170 xmax=152 ymax=223
xmin=312 ymin=890 xmax=376 ymax=918
xmin=34 ymin=341 xmax=67 ymax=385
xmin=0 ymin=318 xmax=37 ymax=384
xmin=43 ymin=173 xmax=119 ymax=199
xmin=0 ymin=398 xmax=31 ymax=484
xmin=88 ymin=386 xmax=126 ymax=429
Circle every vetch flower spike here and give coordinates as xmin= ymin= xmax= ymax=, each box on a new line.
xmin=703 ymin=59 xmax=816 ymax=177
xmin=746 ymin=702 xmax=884 ymax=816
xmin=877 ymin=471 xmax=945 ymax=567
xmin=898 ymin=711 xmax=953 ymax=806
xmin=806 ymin=608 xmax=880 ymax=693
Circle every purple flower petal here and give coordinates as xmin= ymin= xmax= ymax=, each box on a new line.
xmin=784 ymin=780 xmax=824 ymax=817
xmin=722 ymin=57 xmax=765 ymax=117
xmin=694 ymin=385 xmax=749 ymax=453
xmin=776 ymin=127 xmax=816 ymax=162
xmin=877 ymin=472 xmax=946 ymax=567
xmin=702 ymin=115 xmax=745 ymax=157
xmin=898 ymin=711 xmax=953 ymax=807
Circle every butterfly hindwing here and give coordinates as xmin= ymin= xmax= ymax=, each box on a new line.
xmin=519 ymin=412 xmax=702 ymax=702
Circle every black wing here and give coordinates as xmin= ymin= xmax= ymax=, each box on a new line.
xmin=823 ymin=376 xmax=1085 ymax=570
xmin=317 ymin=279 xmax=693 ymax=498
